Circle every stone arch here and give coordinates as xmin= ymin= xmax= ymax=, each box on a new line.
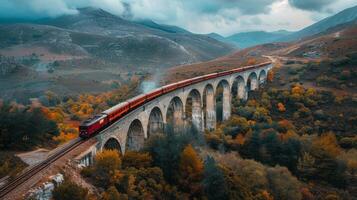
xmin=247 ymin=72 xmax=258 ymax=91
xmin=166 ymin=96 xmax=184 ymax=132
xmin=259 ymin=70 xmax=267 ymax=86
xmin=103 ymin=137 xmax=122 ymax=154
xmin=231 ymin=76 xmax=247 ymax=101
xmin=147 ymin=107 xmax=164 ymax=137
xmin=216 ymin=80 xmax=231 ymax=122
xmin=126 ymin=119 xmax=145 ymax=151
xmin=203 ymin=84 xmax=216 ymax=130
xmin=185 ymin=89 xmax=203 ymax=131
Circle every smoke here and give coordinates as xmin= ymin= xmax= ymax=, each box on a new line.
xmin=141 ymin=81 xmax=157 ymax=93
xmin=140 ymin=70 xmax=163 ymax=93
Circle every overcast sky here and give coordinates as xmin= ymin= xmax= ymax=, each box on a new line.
xmin=0 ymin=0 xmax=356 ymax=36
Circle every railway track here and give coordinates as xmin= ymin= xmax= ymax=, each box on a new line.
xmin=0 ymin=138 xmax=85 ymax=199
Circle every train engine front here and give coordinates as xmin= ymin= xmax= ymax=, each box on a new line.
xmin=79 ymin=114 xmax=109 ymax=138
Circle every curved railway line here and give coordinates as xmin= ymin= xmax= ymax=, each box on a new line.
xmin=0 ymin=138 xmax=85 ymax=199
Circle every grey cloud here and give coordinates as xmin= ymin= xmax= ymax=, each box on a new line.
xmin=288 ymin=0 xmax=335 ymax=11
xmin=0 ymin=0 xmax=279 ymax=20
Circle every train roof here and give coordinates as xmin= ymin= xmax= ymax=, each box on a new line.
xmin=127 ymin=93 xmax=146 ymax=103
xmin=102 ymin=102 xmax=129 ymax=115
xmin=80 ymin=114 xmax=107 ymax=126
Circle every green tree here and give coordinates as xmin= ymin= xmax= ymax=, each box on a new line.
xmin=266 ymin=166 xmax=302 ymax=200
xmin=52 ymin=180 xmax=88 ymax=200
xmin=242 ymin=131 xmax=261 ymax=160
xmin=122 ymin=151 xmax=152 ymax=169
xmin=203 ymin=156 xmax=228 ymax=200
xmin=0 ymin=104 xmax=59 ymax=150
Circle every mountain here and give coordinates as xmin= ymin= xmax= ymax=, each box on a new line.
xmin=0 ymin=7 xmax=234 ymax=101
xmin=283 ymin=5 xmax=357 ymax=41
xmin=272 ymin=19 xmax=357 ymax=59
xmin=136 ymin=20 xmax=190 ymax=34
xmin=0 ymin=7 xmax=234 ymax=69
xmin=215 ymin=5 xmax=357 ymax=49
xmin=225 ymin=30 xmax=292 ymax=48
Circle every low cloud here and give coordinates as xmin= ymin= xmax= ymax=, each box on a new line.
xmin=0 ymin=0 xmax=355 ymax=35
xmin=288 ymin=0 xmax=334 ymax=11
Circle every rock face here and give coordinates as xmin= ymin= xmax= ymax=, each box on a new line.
xmin=27 ymin=173 xmax=64 ymax=200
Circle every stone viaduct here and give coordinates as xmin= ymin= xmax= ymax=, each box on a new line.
xmin=77 ymin=63 xmax=273 ymax=166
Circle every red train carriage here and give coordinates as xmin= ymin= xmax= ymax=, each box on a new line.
xmin=218 ymin=70 xmax=233 ymax=77
xmin=162 ymin=83 xmax=179 ymax=93
xmin=203 ymin=73 xmax=219 ymax=80
xmin=102 ymin=102 xmax=130 ymax=123
xmin=177 ymin=79 xmax=192 ymax=88
xmin=146 ymin=88 xmax=164 ymax=102
xmin=79 ymin=114 xmax=109 ymax=138
xmin=128 ymin=94 xmax=147 ymax=110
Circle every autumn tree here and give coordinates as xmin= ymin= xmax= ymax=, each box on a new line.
xmin=93 ymin=150 xmax=122 ymax=187
xmin=122 ymin=151 xmax=152 ymax=169
xmin=267 ymin=69 xmax=274 ymax=82
xmin=144 ymin=130 xmax=191 ymax=184
xmin=102 ymin=186 xmax=123 ymax=200
xmin=277 ymin=102 xmax=286 ymax=112
xmin=179 ymin=144 xmax=204 ymax=197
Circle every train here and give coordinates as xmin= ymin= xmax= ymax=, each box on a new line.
xmin=79 ymin=62 xmax=271 ymax=138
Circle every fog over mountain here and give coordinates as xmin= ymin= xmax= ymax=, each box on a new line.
xmin=0 ymin=0 xmax=356 ymax=35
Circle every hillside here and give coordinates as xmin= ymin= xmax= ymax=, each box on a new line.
xmin=269 ymin=20 xmax=357 ymax=60
xmin=282 ymin=5 xmax=357 ymax=41
xmin=0 ymin=7 xmax=234 ymax=101
xmin=212 ymin=5 xmax=357 ymax=49
xmin=225 ymin=30 xmax=292 ymax=48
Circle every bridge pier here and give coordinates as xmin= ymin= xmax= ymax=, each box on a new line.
xmin=205 ymin=85 xmax=216 ymax=130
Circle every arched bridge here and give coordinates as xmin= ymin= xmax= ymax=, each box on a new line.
xmin=77 ymin=62 xmax=273 ymax=165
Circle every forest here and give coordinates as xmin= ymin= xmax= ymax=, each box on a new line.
xmin=52 ymin=79 xmax=357 ymax=199
xmin=1 ymin=59 xmax=356 ymax=199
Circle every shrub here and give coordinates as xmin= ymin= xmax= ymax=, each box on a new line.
xmin=52 ymin=180 xmax=88 ymax=200
xmin=122 ymin=151 xmax=152 ymax=169
xmin=267 ymin=166 xmax=302 ymax=200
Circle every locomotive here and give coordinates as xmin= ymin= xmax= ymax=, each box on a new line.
xmin=79 ymin=62 xmax=271 ymax=138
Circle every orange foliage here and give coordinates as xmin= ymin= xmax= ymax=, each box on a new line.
xmin=267 ymin=70 xmax=274 ymax=82
xmin=313 ymin=132 xmax=341 ymax=157
xmin=291 ymin=85 xmax=304 ymax=96
xmin=281 ymin=130 xmax=299 ymax=141
xmin=260 ymin=190 xmax=274 ymax=200
xmin=53 ymin=121 xmax=79 ymax=144
xmin=278 ymin=119 xmax=294 ymax=131
xmin=235 ymin=134 xmax=246 ymax=145
xmin=179 ymin=144 xmax=204 ymax=196
xmin=180 ymin=145 xmax=204 ymax=175
xmin=277 ymin=102 xmax=286 ymax=112
xmin=247 ymin=58 xmax=257 ymax=65
xmin=301 ymin=187 xmax=314 ymax=200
